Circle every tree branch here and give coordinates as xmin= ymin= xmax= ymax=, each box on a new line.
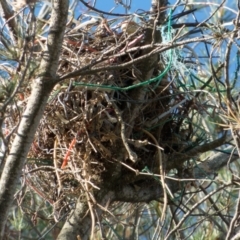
xmin=0 ymin=0 xmax=69 ymax=236
xmin=193 ymin=146 xmax=239 ymax=179
xmin=167 ymin=134 xmax=230 ymax=170
xmin=57 ymin=143 xmax=237 ymax=239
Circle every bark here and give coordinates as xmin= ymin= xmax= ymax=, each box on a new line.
xmin=57 ymin=180 xmax=176 ymax=240
xmin=57 ymin=190 xmax=115 ymax=240
xmin=166 ymin=134 xmax=230 ymax=170
xmin=193 ymin=146 xmax=239 ymax=179
xmin=0 ymin=0 xmax=69 ymax=237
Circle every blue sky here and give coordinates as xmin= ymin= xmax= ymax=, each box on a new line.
xmin=95 ymin=0 xmax=151 ymax=14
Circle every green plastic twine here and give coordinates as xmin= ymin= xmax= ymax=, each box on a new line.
xmin=73 ymin=9 xmax=173 ymax=91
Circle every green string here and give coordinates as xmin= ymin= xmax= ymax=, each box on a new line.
xmin=141 ymin=166 xmax=160 ymax=182
xmin=73 ymin=10 xmax=173 ymax=91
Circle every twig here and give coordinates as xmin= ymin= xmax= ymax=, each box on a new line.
xmin=112 ymin=102 xmax=138 ymax=162
xmin=165 ymin=183 xmax=231 ymax=239
xmin=61 ymin=137 xmax=76 ymax=169
xmin=141 ymin=129 xmax=167 ymax=222
xmin=53 ymin=138 xmax=62 ymax=196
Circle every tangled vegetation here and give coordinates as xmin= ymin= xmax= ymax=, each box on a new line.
xmin=1 ymin=0 xmax=240 ymax=239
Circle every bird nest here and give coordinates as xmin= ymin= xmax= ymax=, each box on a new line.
xmin=4 ymin=17 xmax=199 ymax=221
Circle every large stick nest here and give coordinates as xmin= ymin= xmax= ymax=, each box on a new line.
xmin=5 ymin=16 xmax=204 ymax=220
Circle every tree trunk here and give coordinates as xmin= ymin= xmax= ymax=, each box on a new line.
xmin=0 ymin=0 xmax=69 ymax=236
